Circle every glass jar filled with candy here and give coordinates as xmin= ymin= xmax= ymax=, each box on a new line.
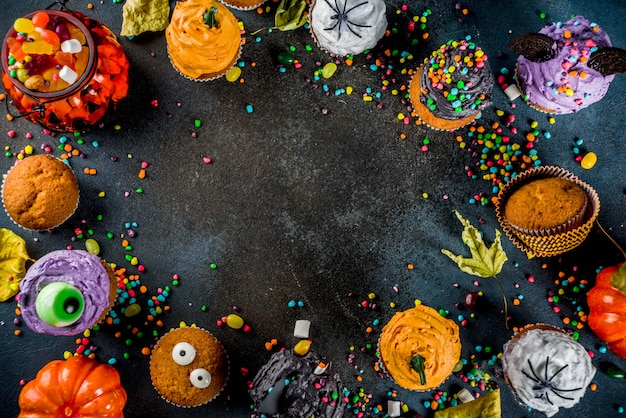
xmin=1 ymin=8 xmax=129 ymax=132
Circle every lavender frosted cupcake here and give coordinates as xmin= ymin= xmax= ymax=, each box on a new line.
xmin=18 ymin=250 xmax=117 ymax=336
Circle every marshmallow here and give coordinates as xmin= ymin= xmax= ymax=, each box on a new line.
xmin=61 ymin=39 xmax=82 ymax=54
xmin=293 ymin=319 xmax=311 ymax=339
xmin=387 ymin=400 xmax=401 ymax=417
xmin=504 ymin=84 xmax=522 ymax=100
xmin=59 ymin=66 xmax=78 ymax=84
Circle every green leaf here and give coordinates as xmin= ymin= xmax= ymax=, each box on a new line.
xmin=0 ymin=228 xmax=33 ymax=302
xmin=441 ymin=210 xmax=508 ymax=279
xmin=610 ymin=263 xmax=626 ymax=294
xmin=410 ymin=354 xmax=426 ymax=385
xmin=275 ymin=0 xmax=308 ymax=31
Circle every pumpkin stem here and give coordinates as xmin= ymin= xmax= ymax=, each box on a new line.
xmin=596 ymin=220 xmax=626 ymax=260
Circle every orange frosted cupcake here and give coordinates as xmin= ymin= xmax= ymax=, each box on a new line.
xmin=220 ymin=0 xmax=266 ymax=11
xmin=378 ymin=304 xmax=461 ymax=391
xmin=165 ymin=0 xmax=242 ymax=80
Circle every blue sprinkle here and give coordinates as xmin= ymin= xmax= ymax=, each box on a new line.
xmin=108 ymin=358 xmax=117 ymax=365
xmin=91 ymin=141 xmax=99 ymax=148
xmin=288 ymin=300 xmax=296 ymax=308
xmin=599 ymin=346 xmax=608 ymax=354
xmin=576 ymin=138 xmax=584 ymax=145
xmin=544 ymin=131 xmax=551 ymax=139
xmin=59 ymin=136 xmax=68 ymax=144
xmin=278 ymin=67 xmax=286 ymax=73
xmin=297 ymin=300 xmax=305 ymax=307
xmin=500 ymin=67 xmax=510 ymax=75
xmin=246 ymin=104 xmax=254 ymax=113
xmin=369 ymin=64 xmax=378 ymax=71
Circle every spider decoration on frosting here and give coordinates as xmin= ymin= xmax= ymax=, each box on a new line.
xmin=522 ymin=356 xmax=583 ymax=405
xmin=323 ymin=0 xmax=371 ymax=40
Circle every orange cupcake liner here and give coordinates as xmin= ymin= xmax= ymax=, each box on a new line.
xmin=495 ymin=166 xmax=600 ymax=257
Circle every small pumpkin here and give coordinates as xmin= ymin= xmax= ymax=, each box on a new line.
xmin=587 ymin=263 xmax=626 ymax=358
xmin=18 ymin=355 xmax=126 ymax=418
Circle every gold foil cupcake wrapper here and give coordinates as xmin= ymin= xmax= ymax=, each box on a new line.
xmin=495 ymin=166 xmax=600 ymax=257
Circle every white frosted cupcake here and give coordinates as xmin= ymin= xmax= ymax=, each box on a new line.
xmin=502 ymin=324 xmax=596 ymax=417
xmin=308 ymin=0 xmax=387 ymax=56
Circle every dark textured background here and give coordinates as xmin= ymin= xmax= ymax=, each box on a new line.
xmin=1 ymin=0 xmax=625 ymax=417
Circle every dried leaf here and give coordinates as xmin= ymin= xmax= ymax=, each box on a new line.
xmin=441 ymin=210 xmax=508 ymax=279
xmin=0 ymin=228 xmax=33 ymax=302
xmin=275 ymin=0 xmax=308 ymax=31
xmin=120 ymin=0 xmax=170 ymax=37
xmin=610 ymin=263 xmax=626 ymax=295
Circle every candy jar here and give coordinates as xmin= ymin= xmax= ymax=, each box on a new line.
xmin=1 ymin=8 xmax=129 ymax=132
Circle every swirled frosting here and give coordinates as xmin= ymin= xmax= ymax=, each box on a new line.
xmin=18 ymin=250 xmax=113 ymax=336
xmin=165 ymin=0 xmax=241 ymax=79
xmin=250 ymin=350 xmax=345 ymax=418
xmin=309 ymin=0 xmax=387 ymax=56
xmin=516 ymin=16 xmax=614 ymax=114
xmin=419 ymin=39 xmax=493 ymax=121
xmin=502 ymin=326 xmax=596 ymax=417
xmin=379 ymin=305 xmax=461 ymax=391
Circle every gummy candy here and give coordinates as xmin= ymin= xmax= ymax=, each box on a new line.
xmin=21 ymin=41 xmax=54 ymax=55
xmin=13 ymin=17 xmax=35 ymax=33
xmin=40 ymin=29 xmax=60 ymax=45
xmin=31 ymin=12 xmax=50 ymax=28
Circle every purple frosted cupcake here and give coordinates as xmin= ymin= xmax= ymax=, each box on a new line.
xmin=509 ymin=15 xmax=626 ymax=114
xmin=18 ymin=250 xmax=117 ymax=336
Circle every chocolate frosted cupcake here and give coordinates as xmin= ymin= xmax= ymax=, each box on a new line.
xmin=409 ymin=38 xmax=493 ymax=131
xmin=18 ymin=250 xmax=118 ymax=336
xmin=150 ymin=326 xmax=229 ymax=407
xmin=509 ymin=15 xmax=626 ymax=114
xmin=2 ymin=155 xmax=79 ymax=231
xmin=495 ymin=166 xmax=600 ymax=257
xmin=378 ymin=304 xmax=461 ymax=391
xmin=250 ymin=349 xmax=345 ymax=417
xmin=308 ymin=0 xmax=387 ymax=56
xmin=502 ymin=324 xmax=596 ymax=417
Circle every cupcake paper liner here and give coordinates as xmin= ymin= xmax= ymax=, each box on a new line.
xmin=495 ymin=166 xmax=600 ymax=257
xmin=219 ymin=0 xmax=266 ymax=11
xmin=408 ymin=66 xmax=480 ymax=132
xmin=1 ymin=156 xmax=80 ymax=231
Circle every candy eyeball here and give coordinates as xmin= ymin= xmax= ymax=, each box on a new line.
xmin=190 ymin=368 xmax=212 ymax=389
xmin=171 ymin=342 xmax=196 ymax=365
xmin=35 ymin=282 xmax=85 ymax=327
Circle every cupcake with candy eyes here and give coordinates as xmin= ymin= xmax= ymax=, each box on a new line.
xmin=150 ymin=326 xmax=229 ymax=407
xmin=17 ymin=250 xmax=118 ymax=336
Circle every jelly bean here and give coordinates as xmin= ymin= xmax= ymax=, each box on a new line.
xmin=24 ymin=75 xmax=45 ymax=91
xmin=278 ymin=52 xmax=295 ymax=65
xmin=321 ymin=62 xmax=337 ymax=79
xmin=607 ymin=365 xmax=625 ymax=379
xmin=294 ymin=339 xmax=311 ymax=356
xmin=40 ymin=29 xmax=61 ymax=45
xmin=14 ymin=18 xmax=35 ymax=33
xmin=85 ymin=238 xmax=100 ymax=255
xmin=21 ymin=41 xmax=54 ymax=55
xmin=225 ymin=66 xmax=241 ymax=82
xmin=124 ymin=303 xmax=141 ymax=317
xmin=31 ymin=12 xmax=50 ymax=28
xmin=464 ymin=291 xmax=478 ymax=308
xmin=16 ymin=68 xmax=29 ymax=83
xmin=55 ymin=24 xmax=71 ymax=42
xmin=226 ymin=313 xmax=244 ymax=329
xmin=580 ymin=152 xmax=597 ymax=169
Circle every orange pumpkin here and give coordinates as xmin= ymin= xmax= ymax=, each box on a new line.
xmin=587 ymin=263 xmax=626 ymax=358
xmin=18 ymin=355 xmax=126 ymax=418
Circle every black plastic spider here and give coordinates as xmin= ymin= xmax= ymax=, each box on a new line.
xmin=522 ymin=356 xmax=583 ymax=405
xmin=323 ymin=0 xmax=371 ymax=40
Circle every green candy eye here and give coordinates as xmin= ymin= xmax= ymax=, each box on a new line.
xmin=35 ymin=282 xmax=85 ymax=327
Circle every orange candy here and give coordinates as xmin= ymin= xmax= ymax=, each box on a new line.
xmin=31 ymin=12 xmax=50 ymax=28
xmin=40 ymin=29 xmax=60 ymax=45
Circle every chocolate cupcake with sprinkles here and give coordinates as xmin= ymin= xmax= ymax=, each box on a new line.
xmin=409 ymin=37 xmax=494 ymax=131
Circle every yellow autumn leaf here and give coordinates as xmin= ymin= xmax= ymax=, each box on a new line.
xmin=0 ymin=228 xmax=33 ymax=302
